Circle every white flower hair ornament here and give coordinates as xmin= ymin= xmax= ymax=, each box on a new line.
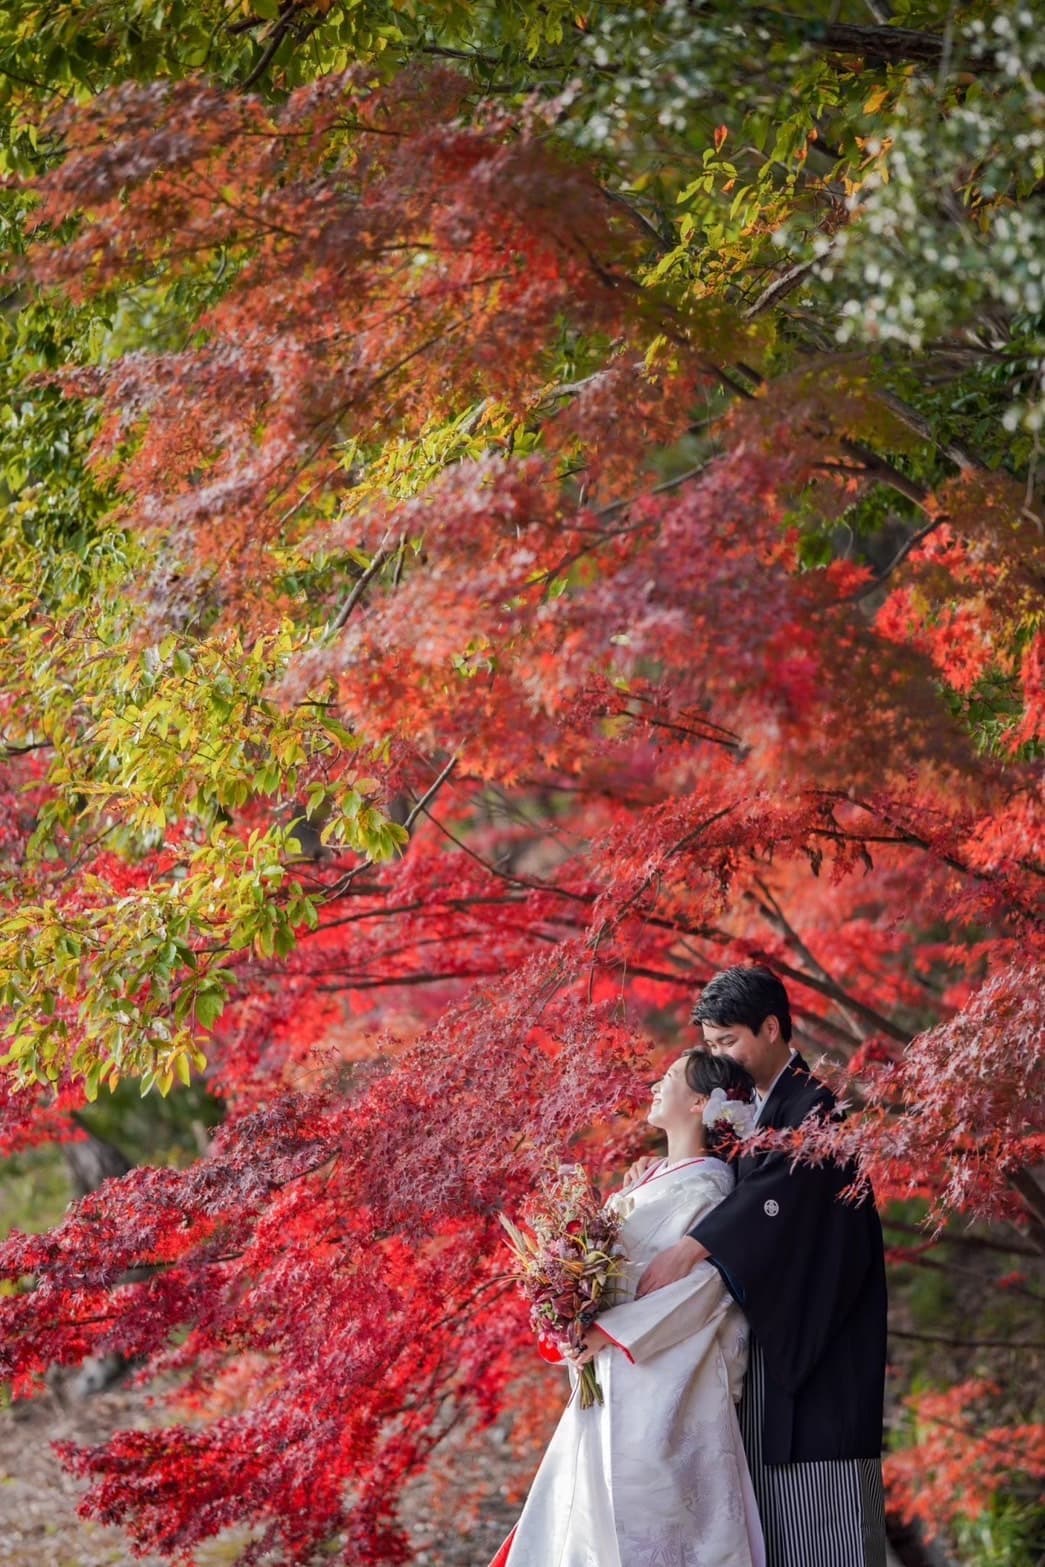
xmin=701 ymin=1088 xmax=757 ymax=1141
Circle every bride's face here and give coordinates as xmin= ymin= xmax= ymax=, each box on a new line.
xmin=648 ymin=1055 xmax=704 ymax=1131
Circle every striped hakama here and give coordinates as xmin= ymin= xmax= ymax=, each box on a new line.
xmin=739 ymin=1340 xmax=886 ymax=1567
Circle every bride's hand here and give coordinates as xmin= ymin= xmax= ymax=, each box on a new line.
xmin=566 ymin=1326 xmax=613 ymax=1368
xmin=620 ymin=1154 xmax=657 ymax=1189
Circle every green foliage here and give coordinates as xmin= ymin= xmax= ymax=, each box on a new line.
xmin=0 ymin=5 xmax=1039 ymax=1559
xmin=0 ymin=0 xmax=1039 ymax=1073
xmin=952 ymin=1494 xmax=1045 ymax=1567
xmin=0 ymin=606 xmax=406 ymax=1088
xmin=77 ymin=1073 xmax=225 ymax=1162
xmin=0 ymin=0 xmax=594 ymax=114
xmin=943 ymin=663 xmax=1045 ymax=760
xmin=0 ymin=1143 xmax=68 ymax=1238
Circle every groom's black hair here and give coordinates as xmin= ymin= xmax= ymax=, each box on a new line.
xmin=690 ymin=964 xmax=793 ymax=1043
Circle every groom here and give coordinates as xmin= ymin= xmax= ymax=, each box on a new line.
xmin=637 ymin=965 xmax=888 ymax=1567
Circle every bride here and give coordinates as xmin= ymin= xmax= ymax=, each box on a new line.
xmin=491 ymin=1048 xmax=766 ymax=1567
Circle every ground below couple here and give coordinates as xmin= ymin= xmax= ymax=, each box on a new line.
xmin=492 ymin=964 xmax=888 ymax=1567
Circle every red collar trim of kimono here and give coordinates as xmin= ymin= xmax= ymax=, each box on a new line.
xmin=633 ymin=1156 xmax=712 ymax=1189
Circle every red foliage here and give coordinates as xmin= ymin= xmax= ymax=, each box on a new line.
xmin=1 ymin=63 xmax=1042 ymax=1565
xmin=787 ymin=957 xmax=1045 ymax=1221
xmin=884 ymin=1381 xmax=1045 ymax=1537
xmin=2 ymin=969 xmax=641 ymax=1560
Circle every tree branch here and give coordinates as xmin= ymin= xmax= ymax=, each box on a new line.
xmin=886 ymin=1246 xmax=1045 ymax=1305
xmin=748 ymin=877 xmax=877 ymax=1041
xmin=744 ymin=256 xmax=821 ymax=320
xmin=883 ymin=1217 xmax=1040 ymax=1260
xmin=889 ymin=1327 xmax=1045 ymax=1350
xmin=600 ymin=186 xmax=672 ymax=254
xmin=832 ymin=515 xmax=945 ymax=604
xmin=240 ymin=14 xmax=296 ymax=90
xmin=404 ymin=755 xmax=458 ymax=834
xmin=325 ymin=539 xmax=393 ymax=634
xmin=1008 ymin=1168 xmax=1045 ymax=1257
xmin=739 ymin=946 xmax=911 ymax=1044
xmin=749 ymin=11 xmax=970 ymax=70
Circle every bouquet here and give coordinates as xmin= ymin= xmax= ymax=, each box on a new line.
xmin=499 ymin=1164 xmax=627 ymax=1409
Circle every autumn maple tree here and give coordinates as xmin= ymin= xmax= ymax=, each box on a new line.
xmin=0 ymin=2 xmax=1042 ymax=1562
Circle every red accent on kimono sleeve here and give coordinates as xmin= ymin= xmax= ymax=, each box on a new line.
xmin=598 ymin=1326 xmax=635 ymax=1363
xmin=488 ymin=1525 xmax=517 ymax=1567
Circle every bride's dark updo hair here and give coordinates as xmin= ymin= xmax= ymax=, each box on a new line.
xmin=684 ymin=1048 xmax=756 ymax=1160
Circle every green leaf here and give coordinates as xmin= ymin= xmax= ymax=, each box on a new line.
xmin=194 ymin=989 xmax=224 ymax=1030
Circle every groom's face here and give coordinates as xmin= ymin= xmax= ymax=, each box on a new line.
xmin=700 ymin=1016 xmax=783 ymax=1084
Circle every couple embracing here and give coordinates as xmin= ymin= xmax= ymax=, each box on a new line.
xmin=493 ymin=966 xmax=887 ymax=1567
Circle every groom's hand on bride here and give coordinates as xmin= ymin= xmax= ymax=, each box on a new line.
xmin=636 ymin=1237 xmax=708 ymax=1297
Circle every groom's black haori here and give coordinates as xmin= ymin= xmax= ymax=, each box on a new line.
xmin=694 ymin=1054 xmax=886 ymax=1463
xmin=689 ymin=972 xmax=888 ymax=1567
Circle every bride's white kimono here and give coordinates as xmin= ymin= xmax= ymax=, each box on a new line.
xmin=495 ymin=1156 xmax=765 ymax=1567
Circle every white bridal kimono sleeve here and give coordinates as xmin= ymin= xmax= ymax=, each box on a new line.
xmin=494 ymin=1156 xmax=765 ymax=1567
